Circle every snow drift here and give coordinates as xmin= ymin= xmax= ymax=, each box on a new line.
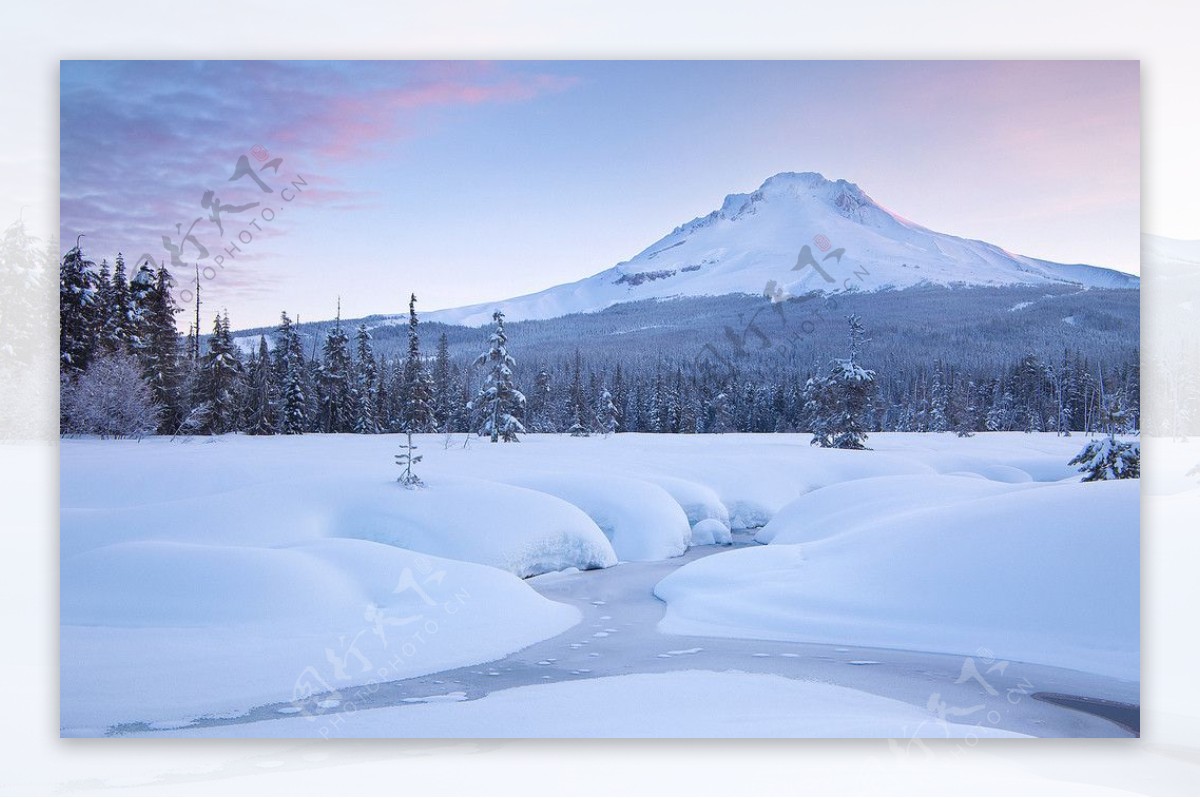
xmin=657 ymin=478 xmax=1139 ymax=680
xmin=62 ymin=540 xmax=580 ymax=734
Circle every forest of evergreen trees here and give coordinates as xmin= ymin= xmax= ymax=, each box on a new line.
xmin=59 ymin=244 xmax=1141 ymax=440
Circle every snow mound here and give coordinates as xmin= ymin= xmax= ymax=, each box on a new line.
xmin=658 ymin=480 xmax=1139 ymax=680
xmin=864 ymin=433 xmax=1082 ymax=483
xmin=62 ymin=541 xmax=365 ymax=627
xmin=329 ymin=477 xmax=618 ymax=577
xmin=639 ymin=474 xmax=731 ymax=530
xmin=134 ymin=670 xmax=1029 ymax=738
xmin=690 ymin=518 xmax=733 ymax=546
xmin=755 ymin=474 xmax=1029 ymax=544
xmin=62 ymin=539 xmax=580 ymax=732
xmin=505 ymin=472 xmax=691 ymax=561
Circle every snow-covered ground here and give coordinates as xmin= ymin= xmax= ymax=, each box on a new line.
xmin=60 ymin=431 xmax=1139 ymax=737
xmin=132 ymin=670 xmax=1028 ymax=738
xmin=658 ymin=478 xmax=1138 ymax=680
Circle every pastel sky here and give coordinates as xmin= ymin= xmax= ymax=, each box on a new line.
xmin=60 ymin=60 xmax=1139 ymax=329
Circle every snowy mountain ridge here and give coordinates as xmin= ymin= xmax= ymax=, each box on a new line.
xmin=425 ymin=171 xmax=1139 ymax=327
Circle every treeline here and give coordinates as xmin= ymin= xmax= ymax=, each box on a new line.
xmin=59 ymin=245 xmax=1140 ymax=438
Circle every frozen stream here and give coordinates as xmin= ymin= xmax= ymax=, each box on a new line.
xmin=115 ymin=532 xmax=1138 ymax=738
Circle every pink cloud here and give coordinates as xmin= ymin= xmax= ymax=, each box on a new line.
xmin=283 ymin=69 xmax=577 ymax=160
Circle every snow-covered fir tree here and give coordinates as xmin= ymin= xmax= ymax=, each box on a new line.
xmin=1069 ymin=391 xmax=1140 ymax=481
xmin=1070 ymin=434 xmax=1140 ymax=481
xmin=595 ymin=386 xmax=619 ymax=436
xmin=243 ymin=335 xmax=276 ymax=435
xmin=952 ymin=379 xmax=977 ymax=438
xmin=928 ymin=362 xmax=950 ymax=433
xmin=395 ymin=433 xmax=424 ymax=488
xmin=318 ymin=305 xmax=353 ymax=433
xmin=273 ymin=312 xmax=308 ymax=434
xmin=610 ymin=364 xmax=627 ymax=433
xmin=402 ymin=294 xmax=435 ymax=434
xmin=567 ymin=402 xmax=590 ymax=437
xmin=527 ymin=368 xmax=555 ymax=433
xmin=137 ymin=264 xmax=184 ymax=433
xmin=708 ymin=390 xmax=734 ymax=433
xmin=469 ymin=309 xmax=526 ymax=442
xmin=567 ymin=350 xmax=588 ymax=435
xmin=125 ymin=258 xmax=156 ymax=354
xmin=97 ymin=253 xmax=134 ymax=354
xmin=59 ymin=240 xmax=99 ymax=374
xmin=352 ymin=323 xmax=381 ymax=434
xmin=431 ymin=331 xmax=456 ymax=433
xmin=197 ymin=311 xmax=243 ymax=434
xmin=394 ymin=294 xmax=435 ymax=486
xmin=805 ymin=315 xmax=876 ymax=449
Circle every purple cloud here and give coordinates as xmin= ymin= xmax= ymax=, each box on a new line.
xmin=60 ymin=61 xmax=575 ymax=305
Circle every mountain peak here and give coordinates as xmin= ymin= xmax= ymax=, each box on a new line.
xmin=428 ymin=172 xmax=1138 ymax=327
xmin=680 ymin=172 xmax=878 ymax=237
xmin=756 ymin=171 xmax=877 ymax=216
xmin=757 ymin=170 xmax=837 ymax=191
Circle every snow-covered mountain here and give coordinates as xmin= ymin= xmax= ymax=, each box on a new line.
xmin=428 ymin=171 xmax=1139 ymax=327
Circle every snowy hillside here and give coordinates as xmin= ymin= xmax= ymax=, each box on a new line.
xmin=428 ymin=172 xmax=1139 ymax=326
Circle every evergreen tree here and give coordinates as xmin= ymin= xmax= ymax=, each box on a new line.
xmin=381 ymin=355 xmax=405 ymax=433
xmin=137 ymin=264 xmax=183 ymax=433
xmin=318 ymin=307 xmax=353 ymax=433
xmin=986 ymin=382 xmax=1013 ymax=432
xmin=59 ymin=239 xmax=99 ymax=374
xmin=352 ymin=323 xmax=381 ymax=434
xmin=469 ymin=310 xmax=526 ymax=442
xmin=1069 ymin=397 xmax=1140 ymax=481
xmin=567 ymin=403 xmax=590 ymax=437
xmin=273 ymin=312 xmax=307 ymax=434
xmin=611 ymin=364 xmax=627 ymax=433
xmin=395 ymin=433 xmax=424 ymax=488
xmin=928 ymin=362 xmax=950 ymax=433
xmin=1069 ymin=435 xmax=1140 ymax=481
xmin=0 ymin=218 xmax=46 ymax=374
xmin=595 ymin=386 xmax=619 ymax=436
xmin=243 ymin=335 xmax=276 ymax=435
xmin=402 ymin=294 xmax=435 ymax=433
xmin=708 ymin=390 xmax=734 ymax=433
xmin=102 ymin=253 xmax=133 ymax=353
xmin=431 ymin=332 xmax=454 ymax=432
xmin=93 ymin=259 xmax=114 ymax=348
xmin=197 ymin=311 xmax=243 ymax=434
xmin=805 ymin=315 xmax=876 ymax=449
xmin=394 ymin=295 xmax=435 ymax=486
xmin=567 ymin=350 xmax=588 ymax=434
xmin=127 ymin=258 xmax=157 ymax=354
xmin=527 ymin=367 xmax=555 ymax=433
xmin=952 ymin=379 xmax=977 ymax=437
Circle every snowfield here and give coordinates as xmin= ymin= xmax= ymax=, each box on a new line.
xmin=60 ymin=431 xmax=1139 ymax=735
xmin=132 ymin=670 xmax=1029 ymax=739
